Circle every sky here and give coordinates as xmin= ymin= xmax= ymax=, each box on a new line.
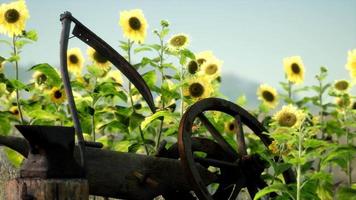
xmin=1 ymin=0 xmax=355 ymax=103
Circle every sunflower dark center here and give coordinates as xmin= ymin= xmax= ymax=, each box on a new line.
xmin=291 ymin=63 xmax=300 ymax=74
xmin=205 ymin=64 xmax=218 ymax=75
xmin=335 ymin=81 xmax=349 ymax=91
xmin=93 ymin=51 xmax=108 ymax=63
xmin=170 ymin=35 xmax=186 ymax=47
xmin=352 ymin=102 xmax=356 ymax=110
xmin=197 ymin=58 xmax=206 ymax=65
xmin=262 ymin=91 xmax=274 ymax=102
xmin=188 ymin=61 xmax=198 ymax=74
xmin=129 ymin=17 xmax=141 ymax=30
xmin=37 ymin=74 xmax=47 ymax=84
xmin=228 ymin=123 xmax=235 ymax=131
xmin=69 ymin=54 xmax=79 ymax=64
xmin=12 ymin=109 xmax=19 ymax=115
xmin=189 ymin=83 xmax=204 ymax=98
xmin=54 ymin=90 xmax=62 ymax=99
xmin=5 ymin=9 xmax=20 ymax=23
xmin=278 ymin=113 xmax=297 ymax=127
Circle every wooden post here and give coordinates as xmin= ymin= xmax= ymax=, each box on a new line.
xmin=5 ymin=178 xmax=88 ymax=200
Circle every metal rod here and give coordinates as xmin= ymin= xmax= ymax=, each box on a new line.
xmin=59 ymin=11 xmax=86 ymax=176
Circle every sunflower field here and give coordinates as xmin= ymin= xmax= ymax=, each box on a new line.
xmin=0 ymin=1 xmax=356 ymax=200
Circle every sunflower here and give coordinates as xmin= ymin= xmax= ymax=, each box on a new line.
xmin=87 ymin=47 xmax=111 ymax=71
xmin=9 ymin=106 xmax=19 ymax=117
xmin=186 ymin=60 xmax=199 ymax=75
xmin=273 ymin=105 xmax=306 ymax=128
xmin=200 ymin=58 xmax=222 ymax=79
xmin=333 ymin=80 xmax=350 ymax=92
xmin=67 ymin=48 xmax=84 ymax=75
xmin=195 ymin=51 xmax=215 ymax=66
xmin=32 ymin=71 xmax=47 ymax=86
xmin=346 ymin=49 xmax=356 ymax=81
xmin=268 ymin=141 xmax=279 ymax=154
xmin=167 ymin=33 xmax=189 ymax=52
xmin=257 ymin=84 xmax=279 ymax=109
xmin=119 ymin=9 xmax=148 ymax=43
xmin=105 ymin=70 xmax=123 ymax=85
xmin=283 ymin=56 xmax=305 ymax=84
xmin=335 ymin=96 xmax=351 ymax=108
xmin=224 ymin=120 xmax=237 ymax=134
xmin=49 ymin=87 xmax=66 ymax=104
xmin=0 ymin=0 xmax=29 ymax=37
xmin=183 ymin=76 xmax=212 ymax=100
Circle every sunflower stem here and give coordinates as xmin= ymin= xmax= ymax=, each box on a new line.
xmin=180 ymin=64 xmax=184 ymax=117
xmin=156 ymin=26 xmax=166 ymax=151
xmin=316 ymin=76 xmax=325 ymax=172
xmin=12 ymin=35 xmax=25 ymax=124
xmin=288 ymin=81 xmax=293 ymax=102
xmin=127 ymin=39 xmax=149 ymax=155
xmin=296 ymin=129 xmax=303 ymax=200
xmin=91 ymin=78 xmax=97 ymax=142
xmin=343 ymin=111 xmax=352 ymax=187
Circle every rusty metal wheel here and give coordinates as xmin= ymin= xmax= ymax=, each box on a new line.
xmin=159 ymin=137 xmax=239 ymax=199
xmin=178 ymin=98 xmax=295 ymax=200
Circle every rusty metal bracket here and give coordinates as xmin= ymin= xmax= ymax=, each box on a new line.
xmin=16 ymin=125 xmax=83 ymax=178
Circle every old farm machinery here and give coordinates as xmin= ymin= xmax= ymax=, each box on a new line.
xmin=0 ymin=12 xmax=295 ymax=200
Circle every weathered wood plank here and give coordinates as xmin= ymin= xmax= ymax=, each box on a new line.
xmin=5 ymin=178 xmax=88 ymax=200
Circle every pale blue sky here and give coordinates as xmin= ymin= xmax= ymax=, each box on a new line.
xmin=1 ymin=0 xmax=355 ymax=102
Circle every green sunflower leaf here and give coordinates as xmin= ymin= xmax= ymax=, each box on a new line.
xmin=23 ymin=30 xmax=38 ymax=41
xmin=87 ymin=65 xmax=106 ymax=77
xmin=114 ymin=140 xmax=131 ymax=152
xmin=15 ymin=39 xmax=32 ymax=49
xmin=142 ymin=70 xmax=157 ymax=88
xmin=10 ymin=79 xmax=28 ymax=91
xmin=0 ymin=113 xmax=11 ymax=135
xmin=336 ymin=187 xmax=356 ymax=200
xmin=160 ymin=28 xmax=170 ymax=38
xmin=128 ymin=142 xmax=141 ymax=153
xmin=129 ymin=112 xmax=145 ymax=132
xmin=141 ymin=110 xmax=179 ymax=130
xmin=253 ymin=183 xmax=288 ymax=200
xmin=134 ymin=46 xmax=152 ymax=54
xmin=4 ymin=147 xmax=24 ymax=168
xmin=29 ymin=63 xmax=61 ymax=86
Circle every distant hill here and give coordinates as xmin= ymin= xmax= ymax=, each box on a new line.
xmin=220 ymin=72 xmax=260 ymax=108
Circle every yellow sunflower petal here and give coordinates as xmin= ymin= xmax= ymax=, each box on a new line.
xmin=9 ymin=106 xmax=19 ymax=118
xmin=184 ymin=75 xmax=213 ymax=100
xmin=346 ymin=49 xmax=356 ymax=81
xmin=0 ymin=0 xmax=29 ymax=37
xmin=119 ymin=9 xmax=148 ymax=43
xmin=257 ymin=84 xmax=279 ymax=109
xmin=87 ymin=47 xmax=111 ymax=71
xmin=195 ymin=51 xmax=215 ymax=66
xmin=273 ymin=105 xmax=306 ymax=128
xmin=67 ymin=48 xmax=84 ymax=75
xmin=167 ymin=33 xmax=189 ymax=52
xmin=199 ymin=57 xmax=222 ymax=79
xmin=283 ymin=56 xmax=305 ymax=84
xmin=49 ymin=87 xmax=66 ymax=104
xmin=224 ymin=120 xmax=237 ymax=134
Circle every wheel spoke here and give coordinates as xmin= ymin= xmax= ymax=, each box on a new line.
xmin=198 ymin=113 xmax=238 ymax=160
xmin=234 ymin=115 xmax=247 ymax=156
xmin=194 ymin=156 xmax=238 ymax=169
